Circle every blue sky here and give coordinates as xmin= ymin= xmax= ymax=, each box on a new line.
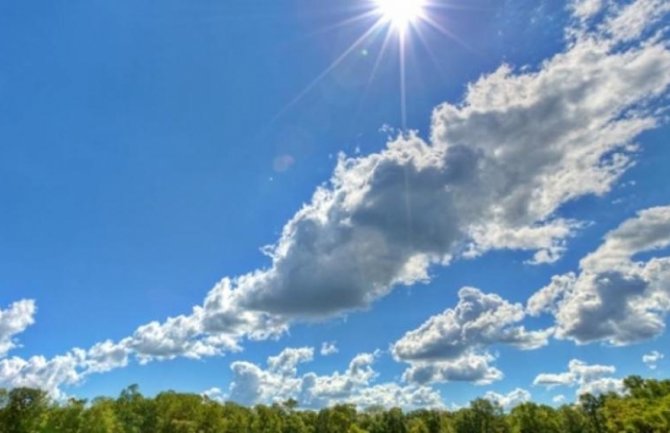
xmin=1 ymin=0 xmax=670 ymax=409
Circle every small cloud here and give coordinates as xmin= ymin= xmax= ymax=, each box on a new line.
xmin=534 ymin=359 xmax=624 ymax=397
xmin=202 ymin=387 xmax=226 ymax=402
xmin=320 ymin=341 xmax=338 ymax=356
xmin=484 ymin=388 xmax=531 ymax=410
xmin=553 ymin=394 xmax=566 ymax=404
xmin=643 ymin=351 xmax=664 ymax=370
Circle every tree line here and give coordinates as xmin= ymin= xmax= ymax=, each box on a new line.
xmin=1 ymin=376 xmax=669 ymax=433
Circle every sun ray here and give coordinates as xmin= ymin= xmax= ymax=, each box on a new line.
xmin=273 ymin=0 xmax=460 ymax=129
xmin=272 ymin=18 xmax=387 ymax=122
xmin=350 ymin=26 xmax=395 ymax=129
xmin=412 ymin=21 xmax=449 ymax=78
xmin=375 ymin=0 xmax=426 ymax=33
xmin=303 ymin=9 xmax=381 ymax=39
xmin=399 ymin=30 xmax=408 ymax=129
xmin=421 ymin=14 xmax=482 ymax=57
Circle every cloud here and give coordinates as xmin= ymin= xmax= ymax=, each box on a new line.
xmin=484 ymin=388 xmax=531 ymax=410
xmin=527 ymin=206 xmax=670 ymax=345
xmin=400 ymin=351 xmax=504 ymax=385
xmin=201 ymin=387 xmax=225 ymax=403
xmin=552 ymin=394 xmax=566 ymax=404
xmin=77 ymin=340 xmax=131 ymax=374
xmin=570 ymin=0 xmax=603 ymax=21
xmin=230 ymin=0 xmax=670 ymax=320
xmin=392 ymin=287 xmax=549 ymax=385
xmin=2 ymin=0 xmax=670 ymax=398
xmin=0 ymin=354 xmax=80 ymax=401
xmin=267 ymin=347 xmax=314 ymax=376
xmin=534 ymin=359 xmax=624 ymax=397
xmin=0 ymin=300 xmax=36 ymax=357
xmin=605 ymin=0 xmax=670 ymax=43
xmin=320 ymin=341 xmax=339 ymax=356
xmin=225 ymin=347 xmax=443 ymax=410
xmin=642 ymin=350 xmax=664 ymax=369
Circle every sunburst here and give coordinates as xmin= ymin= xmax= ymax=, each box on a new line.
xmin=374 ymin=0 xmax=427 ymax=33
xmin=275 ymin=0 xmax=454 ymax=129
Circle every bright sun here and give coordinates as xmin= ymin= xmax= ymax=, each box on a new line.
xmin=375 ymin=0 xmax=426 ymax=31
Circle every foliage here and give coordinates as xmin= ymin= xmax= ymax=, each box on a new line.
xmin=1 ymin=376 xmax=670 ymax=433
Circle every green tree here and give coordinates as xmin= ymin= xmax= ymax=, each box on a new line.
xmin=252 ymin=404 xmax=284 ymax=433
xmin=453 ymin=399 xmax=508 ymax=433
xmin=556 ymin=405 xmax=589 ymax=433
xmin=507 ymin=403 xmax=560 ymax=433
xmin=114 ymin=385 xmax=153 ymax=433
xmin=580 ymin=393 xmax=606 ymax=433
xmin=407 ymin=416 xmax=429 ymax=433
xmin=0 ymin=387 xmax=50 ymax=433
xmin=44 ymin=398 xmax=85 ymax=433
xmin=80 ymin=398 xmax=123 ymax=433
xmin=317 ymin=404 xmax=357 ymax=433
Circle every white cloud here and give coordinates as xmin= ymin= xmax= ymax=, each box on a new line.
xmin=267 ymin=347 xmax=314 ymax=376
xmin=0 ymin=300 xmax=36 ymax=357
xmin=78 ymin=339 xmax=131 ymax=374
xmin=202 ymin=387 xmax=225 ymax=403
xmin=642 ymin=350 xmax=664 ymax=369
xmin=400 ymin=351 xmax=503 ymax=386
xmin=0 ymin=354 xmax=80 ymax=401
xmin=605 ymin=0 xmax=670 ymax=43
xmin=484 ymin=388 xmax=531 ymax=410
xmin=580 ymin=377 xmax=625 ymax=396
xmin=393 ymin=287 xmax=549 ymax=385
xmin=224 ymin=347 xmax=443 ymax=410
xmin=553 ymin=394 xmax=566 ymax=404
xmin=534 ymin=359 xmax=624 ymax=397
xmin=320 ymin=341 xmax=339 ymax=356
xmin=570 ymin=0 xmax=603 ymax=21
xmin=527 ymin=206 xmax=670 ymax=345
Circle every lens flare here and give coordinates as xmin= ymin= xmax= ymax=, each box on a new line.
xmin=274 ymin=0 xmax=451 ymax=130
xmin=375 ymin=0 xmax=426 ymax=31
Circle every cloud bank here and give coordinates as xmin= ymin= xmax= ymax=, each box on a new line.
xmin=225 ymin=347 xmax=443 ymax=410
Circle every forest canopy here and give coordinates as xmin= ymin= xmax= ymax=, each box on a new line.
xmin=1 ymin=376 xmax=669 ymax=433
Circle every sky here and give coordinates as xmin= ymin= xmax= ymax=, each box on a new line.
xmin=1 ymin=0 xmax=670 ymax=410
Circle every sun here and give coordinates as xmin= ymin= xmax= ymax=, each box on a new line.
xmin=374 ymin=0 xmax=426 ymax=32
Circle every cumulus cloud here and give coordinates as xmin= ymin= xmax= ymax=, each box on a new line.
xmin=534 ymin=359 xmax=624 ymax=397
xmin=267 ymin=347 xmax=314 ymax=376
xmin=76 ymin=340 xmax=131 ymax=374
xmin=0 ymin=354 xmax=80 ymax=401
xmin=484 ymin=388 xmax=531 ymax=410
xmin=3 ymin=0 xmax=670 ymax=398
xmin=225 ymin=347 xmax=442 ymax=409
xmin=642 ymin=350 xmax=664 ymax=369
xmin=0 ymin=300 xmax=36 ymax=357
xmin=320 ymin=341 xmax=339 ymax=356
xmin=392 ymin=287 xmax=549 ymax=385
xmin=400 ymin=351 xmax=504 ymax=386
xmin=229 ymin=0 xmax=670 ymax=321
xmin=527 ymin=206 xmax=670 ymax=345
